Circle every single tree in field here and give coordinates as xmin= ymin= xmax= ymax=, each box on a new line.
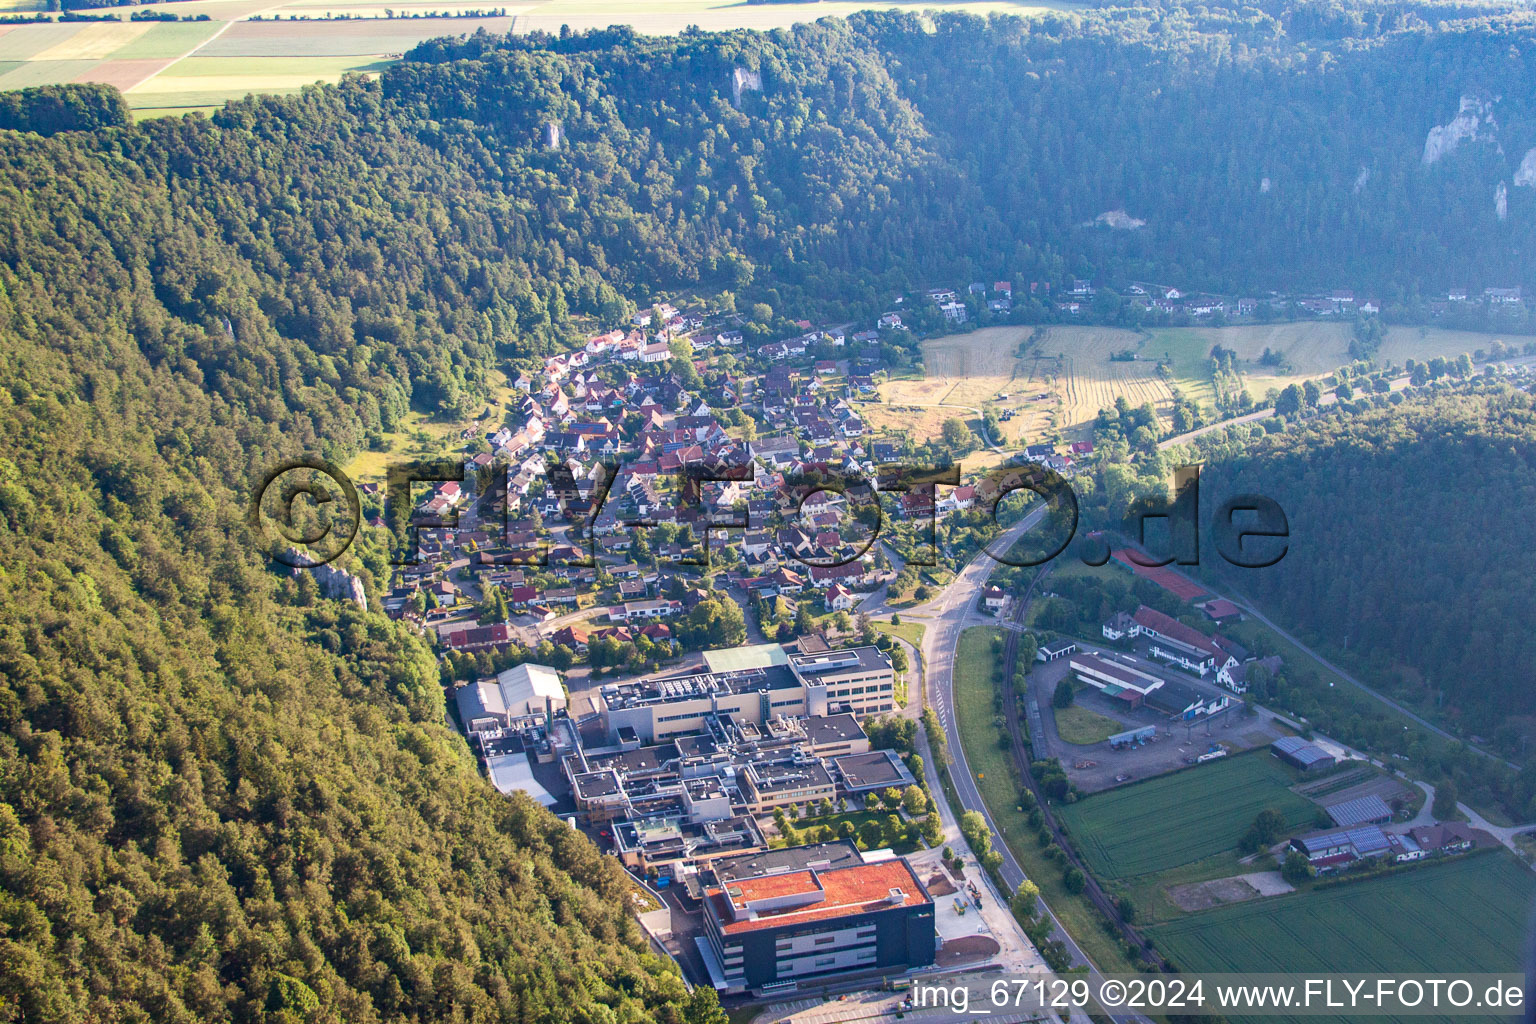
xmin=941 ymin=417 xmax=975 ymax=451
xmin=1432 ymin=778 xmax=1459 ymax=820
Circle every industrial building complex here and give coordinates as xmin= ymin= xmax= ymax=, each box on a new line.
xmin=451 ymin=639 xmax=939 ymax=996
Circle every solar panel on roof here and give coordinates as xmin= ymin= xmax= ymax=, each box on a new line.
xmin=1273 ymin=735 xmax=1331 ymax=765
xmin=1327 ymin=795 xmax=1392 ymax=826
xmin=1346 ymin=826 xmax=1390 ymax=854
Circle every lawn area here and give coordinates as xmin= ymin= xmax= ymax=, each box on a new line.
xmin=1055 ymin=751 xmax=1317 ymax=880
xmin=1052 ymin=705 xmax=1119 ymax=745
xmin=1148 ymin=852 xmax=1534 ymax=1021
xmin=950 ymin=626 xmax=1139 ymax=974
xmin=342 ymin=368 xmax=520 ymax=482
xmin=873 ymin=617 xmax=926 ymax=649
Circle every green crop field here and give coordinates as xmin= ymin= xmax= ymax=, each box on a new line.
xmin=109 ymin=22 xmax=222 ymax=61
xmin=0 ymin=58 xmax=91 ymax=89
xmin=1056 ymin=752 xmax=1317 ymax=879
xmin=1148 ymin=852 xmax=1534 ymax=1021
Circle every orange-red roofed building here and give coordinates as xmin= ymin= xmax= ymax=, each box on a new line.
xmin=698 ymin=849 xmax=934 ymax=991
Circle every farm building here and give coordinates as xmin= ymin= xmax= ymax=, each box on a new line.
xmin=1037 ymin=639 xmax=1078 ymax=662
xmin=1132 ymin=606 xmax=1228 ymax=676
xmin=1069 ymin=653 xmax=1164 ymax=709
xmin=1109 ymin=725 xmax=1158 ymax=749
xmin=1271 ymin=735 xmax=1336 ymax=773
xmin=1326 ymin=794 xmax=1394 ymax=827
xmin=1200 ymin=598 xmax=1244 ymax=623
xmin=1407 ymin=822 xmax=1480 ymax=855
xmin=1289 ymin=825 xmax=1420 ymax=872
xmin=1144 ymin=679 xmax=1221 ymax=720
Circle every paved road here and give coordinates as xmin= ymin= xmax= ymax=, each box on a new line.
xmin=909 ymin=505 xmax=1153 ymax=1024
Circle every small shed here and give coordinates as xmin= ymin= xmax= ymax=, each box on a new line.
xmin=1037 ymin=639 xmax=1078 ymax=662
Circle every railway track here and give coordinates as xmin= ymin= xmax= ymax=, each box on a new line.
xmin=994 ymin=566 xmax=1169 ymax=973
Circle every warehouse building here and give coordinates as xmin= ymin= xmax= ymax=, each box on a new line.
xmin=1326 ymin=794 xmax=1394 ymax=827
xmin=1271 ymin=735 xmax=1336 ymax=773
xmin=1069 ymin=653 xmax=1165 ymax=708
xmin=456 ymin=662 xmax=567 ymax=733
xmin=1037 ymin=639 xmax=1078 ymax=662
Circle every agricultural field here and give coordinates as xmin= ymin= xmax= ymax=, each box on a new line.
xmin=1038 ymin=325 xmax=1174 ymax=431
xmin=882 ymin=320 xmax=1533 ymax=447
xmin=878 ymin=323 xmax=1177 ymax=443
xmin=1148 ymin=852 xmax=1534 ymax=1019
xmin=1055 ymin=751 xmax=1317 ymax=879
xmin=1142 ymin=322 xmax=1534 ymax=406
xmin=0 ymin=0 xmax=1080 ymax=113
xmin=876 ymin=325 xmax=1053 ymax=444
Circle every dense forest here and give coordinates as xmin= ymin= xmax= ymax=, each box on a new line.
xmin=405 ymin=4 xmax=1536 ymax=309
xmin=1194 ymin=384 xmax=1536 ymax=737
xmin=4 ymin=4 xmax=1536 ymax=1019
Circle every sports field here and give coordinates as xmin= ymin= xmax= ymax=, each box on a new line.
xmin=1148 ymin=852 xmax=1533 ymax=1009
xmin=0 ymin=0 xmax=1081 ymax=113
xmin=1055 ymin=752 xmax=1317 ymax=879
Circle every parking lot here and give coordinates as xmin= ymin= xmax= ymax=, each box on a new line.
xmin=1030 ymin=640 xmax=1291 ymax=793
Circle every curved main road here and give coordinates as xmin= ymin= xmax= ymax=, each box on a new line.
xmin=900 ymin=503 xmax=1151 ymax=1024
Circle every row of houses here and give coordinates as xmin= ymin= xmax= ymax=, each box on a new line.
xmin=1103 ymin=605 xmax=1280 ymax=694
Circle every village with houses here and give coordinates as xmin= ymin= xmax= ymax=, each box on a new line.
xmin=291 ymin=274 xmax=1535 ymax=1008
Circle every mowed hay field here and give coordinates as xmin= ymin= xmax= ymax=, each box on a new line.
xmin=1143 ymin=322 xmax=1535 ymax=403
xmin=1033 ymin=325 xmax=1173 ymax=433
xmin=1055 ymin=752 xmax=1316 ymax=880
xmin=1148 ymin=852 xmax=1534 ymax=1020
xmin=875 ymin=325 xmax=1052 ymax=444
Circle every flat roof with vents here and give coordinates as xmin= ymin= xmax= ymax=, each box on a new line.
xmin=708 ymin=858 xmax=929 ymax=934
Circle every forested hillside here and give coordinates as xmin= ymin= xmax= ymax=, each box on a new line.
xmin=3 ymin=5 xmax=1536 ymax=1020
xmin=407 ymin=6 xmax=1536 ymax=307
xmin=1196 ymin=385 xmax=1536 ymax=731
